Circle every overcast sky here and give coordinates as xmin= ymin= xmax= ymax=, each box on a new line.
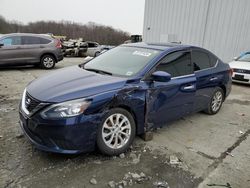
xmin=0 ymin=0 xmax=145 ymax=34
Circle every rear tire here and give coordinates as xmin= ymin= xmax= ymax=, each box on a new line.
xmin=40 ymin=55 xmax=56 ymax=69
xmin=95 ymin=51 xmax=101 ymax=57
xmin=204 ymin=87 xmax=224 ymax=115
xmin=96 ymin=108 xmax=136 ymax=156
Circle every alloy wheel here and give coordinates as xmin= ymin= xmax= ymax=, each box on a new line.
xmin=43 ymin=57 xmax=54 ymax=68
xmin=102 ymin=113 xmax=131 ymax=149
xmin=211 ymin=91 xmax=223 ymax=112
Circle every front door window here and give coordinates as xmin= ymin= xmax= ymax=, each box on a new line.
xmin=0 ymin=36 xmax=21 ymax=46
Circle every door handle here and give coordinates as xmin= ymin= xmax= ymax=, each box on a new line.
xmin=183 ymin=84 xmax=195 ymax=90
xmin=210 ymin=77 xmax=218 ymax=81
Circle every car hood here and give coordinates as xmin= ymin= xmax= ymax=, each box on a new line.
xmin=229 ymin=61 xmax=250 ymax=69
xmin=27 ymin=66 xmax=127 ymax=103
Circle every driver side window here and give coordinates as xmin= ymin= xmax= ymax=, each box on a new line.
xmin=0 ymin=36 xmax=21 ymax=46
xmin=155 ymin=51 xmax=193 ymax=77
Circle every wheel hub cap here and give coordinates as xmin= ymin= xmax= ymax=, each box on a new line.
xmin=211 ymin=91 xmax=223 ymax=112
xmin=102 ymin=113 xmax=131 ymax=149
xmin=43 ymin=57 xmax=54 ymax=68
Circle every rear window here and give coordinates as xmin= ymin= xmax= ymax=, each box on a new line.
xmin=88 ymin=42 xmax=98 ymax=48
xmin=40 ymin=37 xmax=51 ymax=44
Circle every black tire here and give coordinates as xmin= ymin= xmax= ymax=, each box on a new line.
xmin=78 ymin=51 xmax=86 ymax=57
xmin=204 ymin=87 xmax=224 ymax=115
xmin=95 ymin=51 xmax=101 ymax=57
xmin=96 ymin=108 xmax=136 ymax=156
xmin=40 ymin=55 xmax=56 ymax=69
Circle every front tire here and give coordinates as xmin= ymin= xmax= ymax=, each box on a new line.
xmin=204 ymin=87 xmax=224 ymax=115
xmin=40 ymin=55 xmax=56 ymax=69
xmin=97 ymin=108 xmax=136 ymax=156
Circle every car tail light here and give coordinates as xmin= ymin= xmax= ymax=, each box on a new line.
xmin=229 ymin=68 xmax=234 ymax=76
xmin=55 ymin=39 xmax=62 ymax=48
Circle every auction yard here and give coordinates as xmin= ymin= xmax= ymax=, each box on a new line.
xmin=0 ymin=57 xmax=249 ymax=188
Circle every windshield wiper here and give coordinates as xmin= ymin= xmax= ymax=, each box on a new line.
xmin=84 ymin=68 xmax=113 ymax=75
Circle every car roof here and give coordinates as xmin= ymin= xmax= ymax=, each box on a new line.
xmin=122 ymin=42 xmax=195 ymax=51
xmin=0 ymin=33 xmax=54 ymax=39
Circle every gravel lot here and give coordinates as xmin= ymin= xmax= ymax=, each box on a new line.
xmin=0 ymin=57 xmax=249 ymax=188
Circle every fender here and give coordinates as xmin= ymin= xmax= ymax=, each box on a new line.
xmin=86 ymin=85 xmax=147 ymax=135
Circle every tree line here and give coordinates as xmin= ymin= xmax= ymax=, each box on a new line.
xmin=0 ymin=15 xmax=130 ymax=45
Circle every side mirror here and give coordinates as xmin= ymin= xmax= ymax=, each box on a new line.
xmin=151 ymin=71 xmax=171 ymax=82
xmin=0 ymin=43 xmax=4 ymax=48
xmin=233 ymin=56 xmax=238 ymax=61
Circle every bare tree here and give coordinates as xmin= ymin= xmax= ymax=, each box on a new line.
xmin=0 ymin=15 xmax=130 ymax=45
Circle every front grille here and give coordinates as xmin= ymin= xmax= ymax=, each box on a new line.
xmin=25 ymin=93 xmax=40 ymax=112
xmin=21 ymin=118 xmax=43 ymax=144
xmin=232 ymin=77 xmax=249 ymax=82
xmin=232 ymin=74 xmax=249 ymax=82
xmin=234 ymin=69 xmax=250 ymax=74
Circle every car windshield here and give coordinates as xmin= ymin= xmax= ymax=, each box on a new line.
xmin=84 ymin=46 xmax=161 ymax=77
xmin=237 ymin=53 xmax=250 ymax=62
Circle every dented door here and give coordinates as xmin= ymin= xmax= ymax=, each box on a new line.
xmin=145 ymin=76 xmax=196 ymax=131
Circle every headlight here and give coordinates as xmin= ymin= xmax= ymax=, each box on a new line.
xmin=41 ymin=99 xmax=91 ymax=119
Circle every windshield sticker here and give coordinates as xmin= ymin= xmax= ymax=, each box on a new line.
xmin=126 ymin=71 xmax=133 ymax=76
xmin=133 ymin=51 xmax=152 ymax=57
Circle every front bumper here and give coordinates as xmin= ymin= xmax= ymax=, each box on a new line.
xmin=232 ymin=72 xmax=250 ymax=84
xmin=19 ymin=109 xmax=102 ymax=154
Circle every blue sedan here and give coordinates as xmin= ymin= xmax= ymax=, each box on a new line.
xmin=19 ymin=43 xmax=232 ymax=155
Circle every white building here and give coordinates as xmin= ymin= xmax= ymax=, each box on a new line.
xmin=143 ymin=0 xmax=250 ymax=62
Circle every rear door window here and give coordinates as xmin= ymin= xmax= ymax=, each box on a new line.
xmin=155 ymin=51 xmax=193 ymax=77
xmin=88 ymin=42 xmax=98 ymax=48
xmin=22 ymin=36 xmax=40 ymax=45
xmin=0 ymin=36 xmax=21 ymax=46
xmin=192 ymin=50 xmax=211 ymax=71
xmin=21 ymin=36 xmax=50 ymax=45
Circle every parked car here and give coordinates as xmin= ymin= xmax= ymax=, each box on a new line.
xmin=124 ymin=35 xmax=143 ymax=44
xmin=82 ymin=45 xmax=116 ymax=63
xmin=100 ymin=45 xmax=115 ymax=53
xmin=62 ymin=39 xmax=88 ymax=57
xmin=85 ymin=41 xmax=103 ymax=57
xmin=0 ymin=33 xmax=63 ymax=69
xmin=229 ymin=52 xmax=250 ymax=84
xmin=19 ymin=43 xmax=232 ymax=155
